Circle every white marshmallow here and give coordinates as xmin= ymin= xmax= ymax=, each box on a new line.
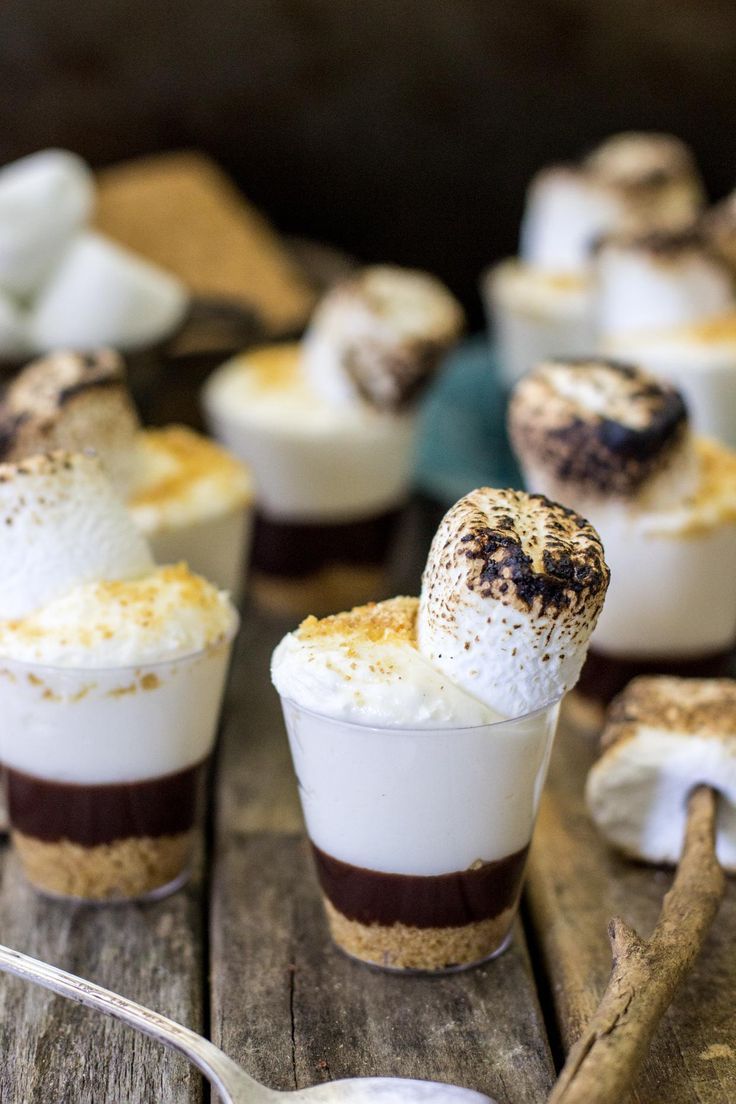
xmin=520 ymin=167 xmax=626 ymax=273
xmin=417 ymin=487 xmax=609 ymax=718
xmin=28 ymin=231 xmax=189 ymax=353
xmin=0 ymin=149 xmax=94 ymax=299
xmin=302 ymin=266 xmax=464 ymax=411
xmin=586 ymin=677 xmax=736 ymax=870
xmin=0 ymin=451 xmax=153 ymax=619
xmin=595 ymin=233 xmax=734 ymax=339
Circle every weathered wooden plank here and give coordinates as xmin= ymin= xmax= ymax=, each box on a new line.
xmin=211 ymin=606 xmax=556 ymax=1104
xmin=526 ymin=703 xmax=736 ymax=1104
xmin=0 ymin=847 xmax=205 ymax=1103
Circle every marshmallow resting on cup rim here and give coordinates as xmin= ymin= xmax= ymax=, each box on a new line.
xmin=508 ymin=358 xmax=736 ymax=664
xmin=0 ymin=349 xmax=253 ymax=594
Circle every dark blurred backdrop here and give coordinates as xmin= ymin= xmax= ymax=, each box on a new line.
xmin=2 ymin=0 xmax=735 ymax=319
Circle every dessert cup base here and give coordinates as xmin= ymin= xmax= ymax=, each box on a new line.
xmin=322 ymin=896 xmax=516 ymax=974
xmin=250 ymin=564 xmax=389 ymax=619
xmin=332 ymin=924 xmax=514 ymax=976
xmin=12 ymin=829 xmax=195 ymax=904
xmin=26 ymin=867 xmax=192 ymax=906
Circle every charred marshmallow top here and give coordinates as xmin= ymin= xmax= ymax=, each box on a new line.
xmin=508 ymin=358 xmax=696 ymax=508
xmin=302 ymin=265 xmax=464 ymax=412
xmin=417 ymin=488 xmax=609 ymax=719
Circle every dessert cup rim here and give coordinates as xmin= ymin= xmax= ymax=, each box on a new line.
xmin=278 ymin=691 xmax=562 ymax=734
xmin=0 ymin=614 xmax=240 ymax=677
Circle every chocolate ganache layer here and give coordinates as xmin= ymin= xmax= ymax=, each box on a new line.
xmin=311 ymin=843 xmax=530 ymax=929
xmin=4 ymin=761 xmax=205 ymax=846
xmin=251 ymin=508 xmax=401 ymax=579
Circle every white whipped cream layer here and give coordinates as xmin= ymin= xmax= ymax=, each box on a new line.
xmin=607 ymin=315 xmax=736 ymax=448
xmin=271 ymin=598 xmax=498 ymax=728
xmin=0 ymin=639 xmax=232 ymax=783
xmin=203 ymin=344 xmax=416 ymax=521
xmin=0 ymin=563 xmax=237 ymax=667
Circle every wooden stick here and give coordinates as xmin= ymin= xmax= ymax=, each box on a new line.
xmin=547 ymin=785 xmax=725 ymax=1104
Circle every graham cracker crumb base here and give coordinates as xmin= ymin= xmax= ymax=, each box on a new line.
xmin=13 ymin=830 xmax=195 ymax=901
xmin=323 ymin=897 xmax=516 ymax=972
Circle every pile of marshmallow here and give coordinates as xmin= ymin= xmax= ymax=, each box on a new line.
xmin=0 ymin=149 xmax=188 ymax=359
xmin=486 ymin=131 xmax=736 ymax=446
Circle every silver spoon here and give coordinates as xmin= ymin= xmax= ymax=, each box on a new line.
xmin=0 ymin=943 xmax=496 ymax=1104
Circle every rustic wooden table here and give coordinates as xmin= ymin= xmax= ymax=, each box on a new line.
xmin=0 ymin=503 xmax=733 ymax=1104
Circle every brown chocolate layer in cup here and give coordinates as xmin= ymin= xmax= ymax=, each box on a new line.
xmin=4 ymin=761 xmax=205 ymax=846
xmin=576 ymin=646 xmax=735 ymax=705
xmin=251 ymin=508 xmax=401 ymax=579
xmin=311 ymin=843 xmax=529 ymax=929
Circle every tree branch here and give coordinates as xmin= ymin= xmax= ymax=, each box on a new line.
xmin=547 ymin=785 xmax=725 ymax=1104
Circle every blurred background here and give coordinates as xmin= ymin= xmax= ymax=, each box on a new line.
xmin=3 ymin=0 xmax=735 ymax=323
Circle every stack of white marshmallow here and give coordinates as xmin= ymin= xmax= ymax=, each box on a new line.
xmin=0 ymin=149 xmax=188 ymax=359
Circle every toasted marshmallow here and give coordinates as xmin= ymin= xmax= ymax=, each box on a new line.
xmin=584 ymin=132 xmax=704 ymax=231
xmin=417 ymin=487 xmax=609 ymax=718
xmin=595 ymin=230 xmax=734 ymax=339
xmin=0 ymin=451 xmax=153 ymax=619
xmin=28 ymin=231 xmax=189 ymax=353
xmin=0 ymin=149 xmax=94 ymax=299
xmin=586 ymin=677 xmax=736 ymax=870
xmin=520 ymin=166 xmax=626 ymax=274
xmin=302 ymin=266 xmax=464 ymax=411
xmin=508 ymin=358 xmax=698 ymax=509
xmin=0 ymin=349 xmax=141 ymax=493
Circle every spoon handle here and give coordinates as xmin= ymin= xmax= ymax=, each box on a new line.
xmin=0 ymin=943 xmax=267 ymax=1104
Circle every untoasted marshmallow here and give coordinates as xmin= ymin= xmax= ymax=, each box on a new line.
xmin=0 ymin=149 xmax=94 ymax=299
xmin=508 ymin=358 xmax=697 ymax=508
xmin=0 ymin=451 xmax=153 ymax=619
xmin=584 ymin=132 xmax=704 ymax=231
xmin=520 ymin=166 xmax=625 ymax=274
xmin=595 ymin=231 xmax=734 ymax=338
xmin=586 ymin=677 xmax=736 ymax=870
xmin=302 ymin=266 xmax=464 ymax=411
xmin=28 ymin=231 xmax=189 ymax=353
xmin=417 ymin=487 xmax=609 ymax=718
xmin=0 ymin=349 xmax=141 ymax=493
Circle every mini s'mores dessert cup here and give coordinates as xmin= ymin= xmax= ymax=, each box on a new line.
xmin=272 ymin=489 xmax=609 ymax=971
xmin=484 ymin=133 xmax=705 ymax=388
xmin=204 ymin=266 xmax=464 ymax=617
xmin=0 ymin=452 xmax=237 ymax=901
xmin=509 ymin=358 xmax=736 ymax=708
xmin=0 ymin=349 xmax=253 ymax=595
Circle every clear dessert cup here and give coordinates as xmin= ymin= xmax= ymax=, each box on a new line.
xmin=0 ymin=628 xmax=236 ymax=902
xmin=143 ymin=505 xmax=253 ymax=602
xmin=280 ymin=695 xmax=561 ymax=973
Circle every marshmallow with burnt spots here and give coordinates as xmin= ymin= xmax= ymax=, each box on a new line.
xmin=509 ymin=359 xmax=736 ymax=701
xmin=0 ymin=349 xmax=253 ymax=593
xmin=417 ymin=487 xmax=609 ymax=718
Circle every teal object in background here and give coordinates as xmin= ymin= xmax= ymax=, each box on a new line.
xmin=415 ymin=335 xmax=522 ymax=505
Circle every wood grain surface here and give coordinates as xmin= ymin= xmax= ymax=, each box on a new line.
xmin=526 ymin=700 xmax=736 ymax=1104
